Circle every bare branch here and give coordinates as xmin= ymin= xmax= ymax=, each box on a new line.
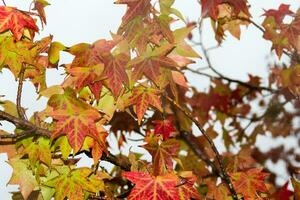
xmin=16 ymin=66 xmax=27 ymax=120
xmin=1 ymin=0 xmax=6 ymax=6
xmin=163 ymin=94 xmax=238 ymax=199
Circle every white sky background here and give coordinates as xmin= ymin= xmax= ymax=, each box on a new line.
xmin=0 ymin=0 xmax=300 ymax=199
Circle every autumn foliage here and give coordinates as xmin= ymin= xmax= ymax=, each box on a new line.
xmin=0 ymin=0 xmax=300 ymax=199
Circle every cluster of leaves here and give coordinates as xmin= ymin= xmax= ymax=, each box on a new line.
xmin=0 ymin=0 xmax=300 ymax=199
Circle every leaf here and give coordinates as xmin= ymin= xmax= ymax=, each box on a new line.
xmin=21 ymin=137 xmax=52 ymax=167
xmin=200 ymin=0 xmax=222 ymax=20
xmin=44 ymin=167 xmax=107 ymax=200
xmin=223 ymin=0 xmax=250 ymax=17
xmin=50 ymin=107 xmax=102 ymax=152
xmin=0 ymin=6 xmax=38 ymax=40
xmin=123 ymin=172 xmax=180 ymax=200
xmin=0 ymin=36 xmax=50 ymax=78
xmin=123 ymin=172 xmax=199 ymax=200
xmin=130 ymin=46 xmax=179 ymax=82
xmin=115 ymin=0 xmax=151 ymax=25
xmin=173 ymin=27 xmax=201 ymax=58
xmin=33 ymin=0 xmax=50 ymax=25
xmin=270 ymin=181 xmax=293 ymax=200
xmin=230 ymin=168 xmax=269 ymax=200
xmin=263 ymin=4 xmax=293 ymax=24
xmin=48 ymin=41 xmax=66 ymax=66
xmin=67 ymin=63 xmax=105 ymax=90
xmin=153 ymin=119 xmax=176 ymax=140
xmin=8 ymin=157 xmax=38 ymax=200
xmin=144 ymin=135 xmax=180 ymax=175
xmin=102 ymin=53 xmax=129 ymax=97
xmin=177 ymin=171 xmax=201 ymax=200
xmin=129 ymin=86 xmax=163 ymax=124
xmin=292 ymin=177 xmax=300 ymax=200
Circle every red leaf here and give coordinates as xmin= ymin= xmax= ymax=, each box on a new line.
xmin=270 ymin=181 xmax=293 ymax=200
xmin=144 ymin=135 xmax=180 ymax=175
xmin=103 ymin=53 xmax=129 ymax=97
xmin=263 ymin=4 xmax=293 ymax=24
xmin=153 ymin=119 xmax=176 ymax=140
xmin=0 ymin=6 xmax=38 ymax=40
xmin=123 ymin=172 xmax=200 ymax=200
xmin=129 ymin=86 xmax=163 ymax=124
xmin=201 ymin=0 xmax=222 ymax=20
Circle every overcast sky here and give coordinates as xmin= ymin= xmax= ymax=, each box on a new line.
xmin=0 ymin=0 xmax=300 ymax=199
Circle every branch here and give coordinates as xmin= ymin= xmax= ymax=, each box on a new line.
xmin=16 ymin=66 xmax=26 ymax=120
xmin=164 ymin=94 xmax=238 ymax=200
xmin=186 ymin=67 xmax=278 ymax=93
xmin=1 ymin=0 xmax=6 ymax=6
xmin=0 ymin=110 xmax=132 ymax=171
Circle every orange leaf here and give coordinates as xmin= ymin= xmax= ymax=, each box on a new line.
xmin=0 ymin=6 xmax=38 ymax=40
xmin=130 ymin=86 xmax=162 ymax=124
xmin=230 ymin=168 xmax=269 ymax=200
xmin=144 ymin=135 xmax=180 ymax=175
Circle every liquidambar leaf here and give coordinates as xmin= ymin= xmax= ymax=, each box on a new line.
xmin=230 ymin=168 xmax=269 ymax=200
xmin=44 ymin=167 xmax=107 ymax=200
xmin=123 ymin=172 xmax=200 ymax=200
xmin=144 ymin=135 xmax=180 ymax=175
xmin=0 ymin=6 xmax=38 ymax=40
xmin=129 ymin=86 xmax=163 ymax=124
xmin=8 ymin=157 xmax=38 ymax=200
xmin=51 ymin=107 xmax=102 ymax=152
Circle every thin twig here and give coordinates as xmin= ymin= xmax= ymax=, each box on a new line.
xmin=186 ymin=67 xmax=277 ymax=93
xmin=17 ymin=66 xmax=26 ymax=120
xmin=1 ymin=0 xmax=6 ymax=6
xmin=163 ymin=94 xmax=238 ymax=200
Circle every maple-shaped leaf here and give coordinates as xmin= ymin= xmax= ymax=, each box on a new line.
xmin=8 ymin=157 xmax=38 ymax=199
xmin=173 ymin=26 xmax=200 ymax=58
xmin=263 ymin=4 xmax=293 ymax=24
xmin=50 ymin=107 xmax=102 ymax=152
xmin=129 ymin=86 xmax=163 ymax=124
xmin=67 ymin=63 xmax=105 ymax=90
xmin=115 ymin=0 xmax=151 ymax=25
xmin=67 ymin=39 xmax=115 ymax=69
xmin=123 ymin=171 xmax=200 ymax=200
xmin=270 ymin=181 xmax=293 ymax=200
xmin=48 ymin=87 xmax=90 ymax=111
xmin=144 ymin=135 xmax=180 ymax=175
xmin=21 ymin=137 xmax=52 ymax=167
xmin=44 ymin=167 xmax=108 ymax=200
xmin=230 ymin=168 xmax=269 ymax=200
xmin=123 ymin=172 xmax=179 ymax=200
xmin=102 ymin=53 xmax=129 ymax=97
xmin=0 ymin=36 xmax=50 ymax=78
xmin=177 ymin=171 xmax=201 ymax=200
xmin=205 ymin=181 xmax=230 ymax=200
xmin=281 ymin=14 xmax=300 ymax=51
xmin=130 ymin=46 xmax=179 ymax=83
xmin=201 ymin=0 xmax=222 ymax=20
xmin=0 ymin=6 xmax=38 ymax=40
xmin=153 ymin=119 xmax=176 ymax=140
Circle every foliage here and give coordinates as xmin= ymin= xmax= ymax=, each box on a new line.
xmin=0 ymin=0 xmax=300 ymax=199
